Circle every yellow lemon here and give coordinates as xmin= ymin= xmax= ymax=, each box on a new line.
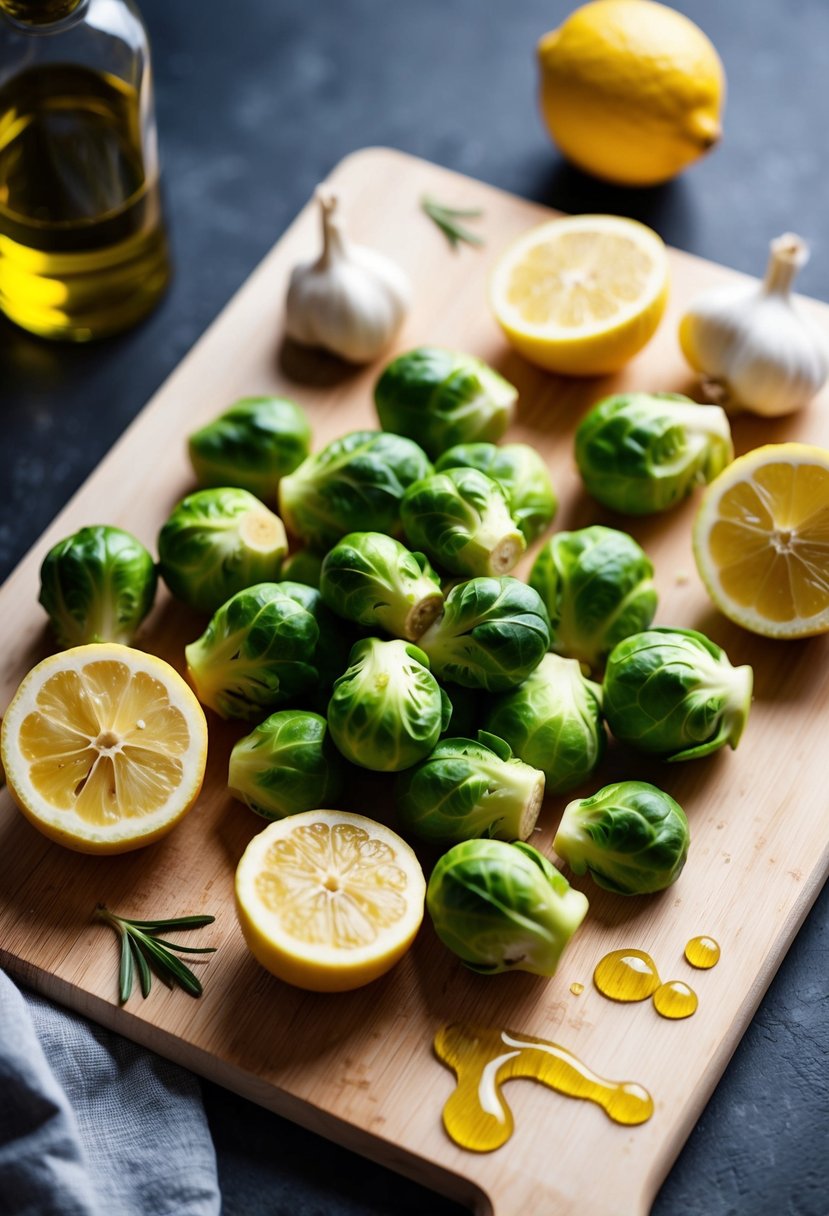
xmin=693 ymin=444 xmax=829 ymax=638
xmin=235 ymin=810 xmax=426 ymax=992
xmin=538 ymin=0 xmax=725 ymax=186
xmin=1 ymin=644 xmax=208 ymax=854
xmin=489 ymin=213 xmax=668 ymax=375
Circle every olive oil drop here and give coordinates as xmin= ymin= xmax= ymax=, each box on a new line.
xmin=0 ymin=0 xmax=169 ymax=340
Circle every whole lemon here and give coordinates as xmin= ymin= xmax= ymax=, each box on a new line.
xmin=538 ymin=0 xmax=725 ymax=187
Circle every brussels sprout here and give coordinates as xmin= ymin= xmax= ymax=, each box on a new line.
xmin=188 ymin=396 xmax=312 ymax=500
xmin=327 ymin=638 xmax=451 ymax=772
xmin=38 ymin=525 xmax=157 ymax=647
xmin=575 ymin=392 xmax=733 ymax=515
xmin=396 ymin=731 xmax=545 ymax=844
xmin=485 ymin=654 xmax=604 ymax=795
xmin=228 ymin=710 xmax=344 ymax=820
xmin=435 ymin=442 xmax=557 ymax=544
xmin=374 ymin=346 xmax=517 ymax=460
xmin=280 ymin=550 xmax=324 ymax=589
xmin=401 ymin=468 xmax=525 ymax=578
xmin=426 ymin=839 xmax=588 ymax=975
xmin=603 ymin=627 xmax=753 ymax=761
xmin=158 ymin=488 xmax=287 ymax=615
xmin=278 ymin=430 xmax=432 ymax=550
xmin=419 ymin=576 xmax=551 ymax=692
xmin=554 ymin=780 xmax=690 ymax=895
xmin=185 ymin=583 xmax=320 ymax=719
xmin=529 ymin=526 xmax=657 ymax=669
xmin=320 ymin=532 xmax=443 ymax=641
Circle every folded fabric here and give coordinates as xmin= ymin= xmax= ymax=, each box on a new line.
xmin=0 ymin=969 xmax=221 ymax=1216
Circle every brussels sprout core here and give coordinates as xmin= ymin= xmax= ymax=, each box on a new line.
xmin=395 ymin=731 xmax=545 ymax=843
xmin=603 ymin=627 xmax=753 ymax=761
xmin=426 ymin=839 xmax=588 ymax=975
xmin=320 ymin=532 xmax=443 ymax=641
xmin=554 ymin=780 xmax=690 ymax=896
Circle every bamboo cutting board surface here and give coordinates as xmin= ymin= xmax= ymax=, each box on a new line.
xmin=1 ymin=149 xmax=828 ymax=1216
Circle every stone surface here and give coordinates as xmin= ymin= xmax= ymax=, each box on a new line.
xmin=1 ymin=1 xmax=826 ymax=1213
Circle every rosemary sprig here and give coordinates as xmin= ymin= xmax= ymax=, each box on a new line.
xmin=94 ymin=904 xmax=216 ymax=1005
xmin=421 ymin=195 xmax=485 ymax=250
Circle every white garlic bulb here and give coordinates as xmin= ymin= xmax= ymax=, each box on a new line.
xmin=679 ymin=234 xmax=829 ymax=417
xmin=284 ymin=190 xmax=411 ymax=363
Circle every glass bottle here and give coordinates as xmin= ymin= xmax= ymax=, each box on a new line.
xmin=0 ymin=0 xmax=170 ymax=340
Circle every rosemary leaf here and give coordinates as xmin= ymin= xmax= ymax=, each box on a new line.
xmin=145 ymin=938 xmax=217 ymax=954
xmin=118 ymin=930 xmax=134 ymax=1005
xmin=115 ymin=914 xmax=216 ymax=932
xmin=421 ymin=195 xmax=484 ymax=250
xmin=135 ymin=932 xmax=204 ymax=997
xmin=130 ymin=937 xmax=153 ymax=999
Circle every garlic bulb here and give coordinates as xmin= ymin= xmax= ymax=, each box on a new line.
xmin=285 ymin=190 xmax=410 ymax=363
xmin=679 ymin=234 xmax=829 ymax=417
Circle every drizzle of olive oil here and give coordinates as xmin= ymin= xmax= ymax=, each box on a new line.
xmin=684 ymin=936 xmax=721 ymax=969
xmin=593 ymin=948 xmax=699 ymax=1020
xmin=433 ymin=1023 xmax=653 ymax=1152
xmin=570 ymin=981 xmax=584 ymax=996
xmin=0 ymin=64 xmax=169 ymax=340
xmin=653 ymin=981 xmax=698 ymax=1020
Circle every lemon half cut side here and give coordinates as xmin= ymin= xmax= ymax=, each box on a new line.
xmin=489 ymin=214 xmax=669 ymax=376
xmin=235 ymin=810 xmax=426 ymax=992
xmin=1 ymin=644 xmax=208 ymax=854
xmin=693 ymin=443 xmax=829 ymax=639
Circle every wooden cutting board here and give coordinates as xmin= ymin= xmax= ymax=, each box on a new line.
xmin=2 ymin=149 xmax=828 ymax=1216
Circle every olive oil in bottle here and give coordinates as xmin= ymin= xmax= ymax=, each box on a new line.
xmin=0 ymin=0 xmax=170 ymax=340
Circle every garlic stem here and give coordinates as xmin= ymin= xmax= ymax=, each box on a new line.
xmin=315 ymin=190 xmax=345 ymax=269
xmin=763 ymin=233 xmax=809 ymax=296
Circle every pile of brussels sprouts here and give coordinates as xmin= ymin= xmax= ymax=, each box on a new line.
xmin=37 ymin=350 xmax=753 ymax=985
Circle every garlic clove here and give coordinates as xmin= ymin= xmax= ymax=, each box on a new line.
xmin=679 ymin=234 xmax=829 ymax=418
xmin=284 ymin=190 xmax=411 ymax=364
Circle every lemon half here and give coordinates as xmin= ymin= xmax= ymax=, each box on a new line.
xmin=693 ymin=443 xmax=829 ymax=638
xmin=490 ymin=214 xmax=669 ymax=375
xmin=1 ymin=644 xmax=208 ymax=853
xmin=235 ymin=810 xmax=426 ymax=992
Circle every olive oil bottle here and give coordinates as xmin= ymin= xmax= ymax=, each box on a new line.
xmin=0 ymin=0 xmax=169 ymax=340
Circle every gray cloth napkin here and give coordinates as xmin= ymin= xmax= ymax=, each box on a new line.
xmin=0 ymin=970 xmax=221 ymax=1216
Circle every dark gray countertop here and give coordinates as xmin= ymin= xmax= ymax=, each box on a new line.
xmin=1 ymin=1 xmax=826 ymax=1213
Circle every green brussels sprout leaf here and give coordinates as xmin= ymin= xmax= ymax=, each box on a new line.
xmin=228 ymin=710 xmax=345 ymax=820
xmin=280 ymin=550 xmax=325 ymax=590
xmin=188 ymin=396 xmax=312 ymax=500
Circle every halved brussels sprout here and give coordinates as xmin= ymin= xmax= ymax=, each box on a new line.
xmin=320 ymin=532 xmax=443 ymax=640
xmin=435 ymin=442 xmax=557 ymax=544
xmin=419 ymin=576 xmax=551 ymax=692
xmin=327 ymin=637 xmax=451 ymax=772
xmin=278 ymin=430 xmax=432 ymax=550
xmin=228 ymin=710 xmax=344 ymax=820
xmin=575 ymin=392 xmax=733 ymax=515
xmin=603 ymin=627 xmax=753 ymax=761
xmin=280 ymin=550 xmax=324 ymax=590
xmin=185 ymin=582 xmax=320 ymax=719
xmin=485 ymin=653 xmax=604 ymax=794
xmin=426 ymin=838 xmax=588 ymax=975
xmin=529 ymin=526 xmax=657 ymax=670
xmin=554 ymin=780 xmax=690 ymax=895
xmin=396 ymin=731 xmax=545 ymax=844
xmin=158 ymin=488 xmax=287 ymax=615
xmin=39 ymin=524 xmax=157 ymax=647
xmin=188 ymin=396 xmax=311 ymax=500
xmin=374 ymin=346 xmax=517 ymax=459
xmin=400 ymin=468 xmax=525 ymax=578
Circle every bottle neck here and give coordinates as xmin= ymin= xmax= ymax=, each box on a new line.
xmin=0 ymin=0 xmax=83 ymax=24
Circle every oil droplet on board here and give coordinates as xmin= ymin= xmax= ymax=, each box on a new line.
xmin=570 ymin=982 xmax=584 ymax=995
xmin=434 ymin=1024 xmax=653 ymax=1152
xmin=684 ymin=936 xmax=721 ymax=969
xmin=593 ymin=949 xmax=661 ymax=1003
xmin=653 ymin=981 xmax=698 ymax=1020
